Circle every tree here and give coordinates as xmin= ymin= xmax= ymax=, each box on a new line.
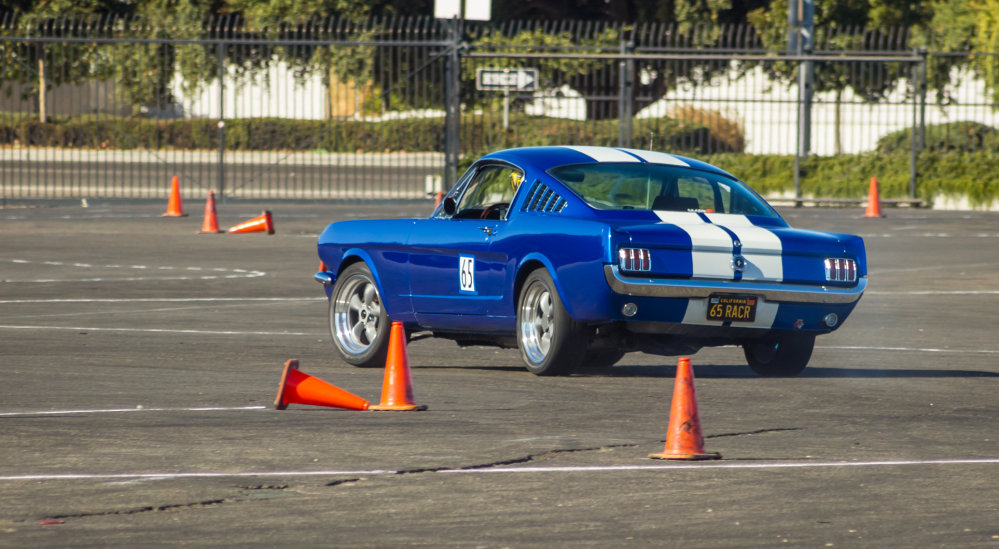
xmin=969 ymin=0 xmax=999 ymax=107
xmin=97 ymin=0 xmax=222 ymax=116
xmin=746 ymin=0 xmax=933 ymax=153
xmin=0 ymin=0 xmax=130 ymax=121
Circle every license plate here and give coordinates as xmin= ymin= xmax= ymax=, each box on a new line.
xmin=707 ymin=294 xmax=757 ymax=322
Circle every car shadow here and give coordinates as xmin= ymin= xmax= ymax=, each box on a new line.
xmin=599 ymin=364 xmax=999 ymax=379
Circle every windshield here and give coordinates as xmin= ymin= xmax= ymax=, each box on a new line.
xmin=548 ymin=163 xmax=777 ymax=218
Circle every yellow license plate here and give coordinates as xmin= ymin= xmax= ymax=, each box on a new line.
xmin=707 ymin=294 xmax=757 ymax=322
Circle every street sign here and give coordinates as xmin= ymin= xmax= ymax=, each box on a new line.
xmin=434 ymin=0 xmax=491 ymax=21
xmin=476 ymin=68 xmax=538 ymax=92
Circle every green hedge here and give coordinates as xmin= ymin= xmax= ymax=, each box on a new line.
xmin=877 ymin=121 xmax=999 ymax=154
xmin=2 ymin=113 xmax=996 ymax=206
xmin=0 ymin=114 xmax=447 ymax=152
xmin=706 ymin=151 xmax=999 ymax=207
xmin=0 ymin=113 xmax=722 ymax=155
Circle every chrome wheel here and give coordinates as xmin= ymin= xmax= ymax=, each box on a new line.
xmin=516 ymin=269 xmax=585 ymax=375
xmin=519 ymin=281 xmax=554 ymax=364
xmin=330 ymin=262 xmax=389 ymax=367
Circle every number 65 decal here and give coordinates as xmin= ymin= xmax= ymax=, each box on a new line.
xmin=459 ymin=255 xmax=476 ymax=294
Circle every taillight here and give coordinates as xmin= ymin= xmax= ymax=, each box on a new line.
xmin=824 ymin=258 xmax=857 ymax=282
xmin=619 ymin=248 xmax=651 ymax=272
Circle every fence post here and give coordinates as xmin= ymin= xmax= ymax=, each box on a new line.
xmin=910 ymin=47 xmax=928 ymax=200
xmin=217 ymin=41 xmax=226 ymax=201
xmin=618 ymin=39 xmax=635 ymax=148
xmin=443 ymin=18 xmax=462 ymax=189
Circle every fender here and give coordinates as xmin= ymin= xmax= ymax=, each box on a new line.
xmin=329 ymin=247 xmax=415 ymax=324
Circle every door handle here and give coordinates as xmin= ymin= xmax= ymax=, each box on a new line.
xmin=479 ymin=226 xmax=495 ymax=236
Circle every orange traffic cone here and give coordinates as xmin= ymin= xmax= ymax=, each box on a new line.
xmin=162 ymin=176 xmax=187 ymax=217
xmin=199 ymin=191 xmax=223 ymax=234
xmin=274 ymin=359 xmax=369 ymax=411
xmin=433 ymin=191 xmax=443 ymax=210
xmin=864 ymin=177 xmax=884 ymax=218
xmin=649 ymin=357 xmax=721 ymax=460
xmin=370 ymin=322 xmax=427 ymax=411
xmin=228 ymin=210 xmax=274 ymax=234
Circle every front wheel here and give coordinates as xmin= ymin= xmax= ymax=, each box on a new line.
xmin=516 ymin=269 xmax=585 ymax=375
xmin=743 ymin=334 xmax=815 ymax=377
xmin=329 ymin=262 xmax=390 ymax=367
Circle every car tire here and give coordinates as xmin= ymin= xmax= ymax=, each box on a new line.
xmin=743 ymin=333 xmax=815 ymax=377
xmin=516 ymin=268 xmax=586 ymax=375
xmin=329 ymin=262 xmax=390 ymax=367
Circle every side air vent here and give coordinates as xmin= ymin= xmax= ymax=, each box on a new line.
xmin=521 ymin=180 xmax=567 ymax=213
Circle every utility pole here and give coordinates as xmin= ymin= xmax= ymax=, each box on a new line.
xmin=789 ymin=0 xmax=814 ymax=203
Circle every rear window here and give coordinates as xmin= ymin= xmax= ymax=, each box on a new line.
xmin=548 ymin=163 xmax=776 ymax=217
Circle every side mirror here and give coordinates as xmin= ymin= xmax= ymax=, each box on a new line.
xmin=442 ymin=196 xmax=457 ymax=216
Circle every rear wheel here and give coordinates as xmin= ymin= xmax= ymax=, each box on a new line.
xmin=743 ymin=334 xmax=815 ymax=377
xmin=517 ymin=269 xmax=585 ymax=375
xmin=329 ymin=262 xmax=390 ymax=367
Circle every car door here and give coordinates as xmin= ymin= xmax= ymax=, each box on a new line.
xmin=408 ymin=162 xmax=523 ymax=328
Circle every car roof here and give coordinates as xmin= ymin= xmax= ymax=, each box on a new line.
xmin=480 ymin=146 xmax=735 ymax=179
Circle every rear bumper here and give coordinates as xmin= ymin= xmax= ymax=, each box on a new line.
xmin=604 ymin=265 xmax=866 ymax=305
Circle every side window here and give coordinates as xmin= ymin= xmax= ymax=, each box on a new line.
xmin=454 ymin=164 xmax=523 ymax=219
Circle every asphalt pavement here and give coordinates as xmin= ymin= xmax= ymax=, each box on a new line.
xmin=1 ymin=201 xmax=998 ymax=547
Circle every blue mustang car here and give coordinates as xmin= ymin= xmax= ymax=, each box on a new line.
xmin=316 ymin=146 xmax=866 ymax=376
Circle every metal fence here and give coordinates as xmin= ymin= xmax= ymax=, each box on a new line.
xmin=0 ymin=15 xmax=996 ymax=201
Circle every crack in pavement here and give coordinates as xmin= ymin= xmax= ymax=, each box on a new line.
xmin=40 ymin=485 xmax=293 ymax=522
xmin=392 ymin=443 xmax=640 ymax=476
xmin=34 ymin=437 xmax=791 ymax=521
xmin=709 ymin=428 xmax=801 ymax=439
xmin=44 ymin=498 xmax=232 ymax=520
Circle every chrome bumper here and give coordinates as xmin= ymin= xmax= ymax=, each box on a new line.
xmin=604 ymin=265 xmax=866 ymax=304
xmin=314 ymin=272 xmax=334 ymax=286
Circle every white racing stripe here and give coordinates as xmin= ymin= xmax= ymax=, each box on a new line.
xmin=562 ymin=145 xmax=640 ymax=163
xmin=654 ymin=211 xmax=732 ymax=280
xmin=655 ymin=211 xmax=783 ymax=329
xmin=620 ymin=148 xmax=689 ymax=166
xmin=705 ymin=213 xmax=783 ymax=281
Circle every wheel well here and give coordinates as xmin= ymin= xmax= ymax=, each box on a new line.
xmin=336 ymin=255 xmax=365 ymax=277
xmin=514 ymin=260 xmax=546 ymax=305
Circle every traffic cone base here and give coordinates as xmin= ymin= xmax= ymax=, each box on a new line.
xmin=162 ymin=175 xmax=187 ymax=217
xmin=370 ymin=403 xmax=427 ymax=411
xmin=228 ymin=210 xmax=274 ymax=234
xmin=274 ymin=359 xmax=369 ymax=411
xmin=648 ymin=357 xmax=721 ymax=461
xmin=648 ymin=450 xmax=721 ymax=460
xmin=371 ymin=322 xmax=426 ymax=411
xmin=864 ymin=177 xmax=884 ymax=218
xmin=199 ymin=190 xmax=223 ymax=234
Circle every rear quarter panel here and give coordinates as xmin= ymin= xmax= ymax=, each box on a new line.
xmin=496 ymin=214 xmax=615 ymax=322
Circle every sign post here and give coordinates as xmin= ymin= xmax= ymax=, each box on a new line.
xmin=475 ymin=68 xmax=539 ymax=129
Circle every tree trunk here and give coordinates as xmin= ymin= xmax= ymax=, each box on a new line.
xmin=38 ymin=53 xmax=47 ymax=123
xmin=834 ymin=88 xmax=842 ymax=155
